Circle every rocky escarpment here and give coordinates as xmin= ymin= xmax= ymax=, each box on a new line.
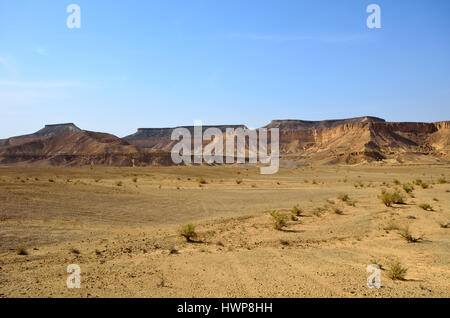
xmin=0 ymin=130 xmax=172 ymax=167
xmin=124 ymin=125 xmax=248 ymax=150
xmin=275 ymin=121 xmax=450 ymax=164
xmin=0 ymin=123 xmax=81 ymax=147
xmin=264 ymin=116 xmax=385 ymax=131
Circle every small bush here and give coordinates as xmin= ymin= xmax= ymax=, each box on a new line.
xmin=439 ymin=222 xmax=450 ymax=229
xmin=235 ymin=179 xmax=243 ymax=185
xmin=198 ymin=177 xmax=207 ymax=185
xmin=402 ymin=184 xmax=414 ymax=194
xmin=413 ymin=179 xmax=423 ymax=186
xmin=398 ymin=226 xmax=424 ymax=243
xmin=71 ymin=248 xmax=81 ymax=255
xmin=333 ymin=207 xmax=344 ymax=215
xmin=269 ymin=210 xmax=288 ymax=230
xmin=392 ymin=179 xmax=401 ymax=185
xmin=419 ymin=203 xmax=433 ymax=211
xmin=290 ymin=205 xmax=304 ymax=217
xmin=313 ymin=207 xmax=326 ymax=217
xmin=116 ymin=181 xmax=123 ymax=187
xmin=387 ymin=259 xmax=408 ymax=281
xmin=338 ymin=193 xmax=350 ymax=202
xmin=180 ymin=223 xmax=197 ymax=242
xmin=437 ymin=177 xmax=447 ymax=184
xmin=420 ymin=182 xmax=429 ymax=189
xmin=16 ymin=247 xmax=28 ymax=255
xmin=48 ymin=178 xmax=55 ymax=183
xmin=132 ymin=177 xmax=138 ymax=183
xmin=380 ymin=190 xmax=404 ymax=207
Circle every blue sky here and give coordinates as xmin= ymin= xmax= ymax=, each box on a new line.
xmin=0 ymin=0 xmax=449 ymax=138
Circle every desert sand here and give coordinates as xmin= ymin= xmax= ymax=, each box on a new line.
xmin=0 ymin=164 xmax=449 ymax=298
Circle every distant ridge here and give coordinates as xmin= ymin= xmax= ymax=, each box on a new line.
xmin=0 ymin=117 xmax=449 ymax=166
xmin=264 ymin=116 xmax=386 ymax=130
xmin=32 ymin=123 xmax=81 ymax=137
xmin=125 ymin=125 xmax=248 ymax=139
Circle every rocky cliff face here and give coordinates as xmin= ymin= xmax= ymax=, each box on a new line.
xmin=0 ymin=130 xmax=172 ymax=167
xmin=124 ymin=125 xmax=248 ymax=151
xmin=0 ymin=123 xmax=81 ymax=147
xmin=0 ymin=118 xmax=448 ymax=166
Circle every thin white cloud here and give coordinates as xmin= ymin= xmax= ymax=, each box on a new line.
xmin=227 ymin=32 xmax=370 ymax=43
xmin=34 ymin=46 xmax=48 ymax=56
xmin=0 ymin=80 xmax=80 ymax=88
xmin=0 ymin=57 xmax=18 ymax=76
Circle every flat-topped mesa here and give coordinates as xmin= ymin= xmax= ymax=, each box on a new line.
xmin=265 ymin=116 xmax=386 ymax=130
xmin=125 ymin=125 xmax=248 ymax=139
xmin=33 ymin=123 xmax=81 ymax=137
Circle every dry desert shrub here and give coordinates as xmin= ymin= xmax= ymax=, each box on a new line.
xmin=70 ymin=248 xmax=81 ymax=255
xmin=398 ymin=225 xmax=424 ymax=243
xmin=437 ymin=177 xmax=447 ymax=184
xmin=180 ymin=223 xmax=197 ymax=242
xmin=269 ymin=210 xmax=288 ymax=230
xmin=132 ymin=177 xmax=138 ymax=183
xmin=402 ymin=184 xmax=414 ymax=194
xmin=290 ymin=204 xmax=304 ymax=217
xmin=338 ymin=193 xmax=350 ymax=202
xmin=313 ymin=206 xmax=327 ymax=217
xmin=235 ymin=178 xmax=243 ymax=185
xmin=333 ymin=207 xmax=344 ymax=215
xmin=16 ymin=247 xmax=28 ymax=256
xmin=419 ymin=203 xmax=433 ymax=211
xmin=392 ymin=179 xmax=401 ymax=185
xmin=439 ymin=222 xmax=450 ymax=229
xmin=387 ymin=259 xmax=408 ymax=281
xmin=116 ymin=181 xmax=123 ymax=187
xmin=198 ymin=176 xmax=207 ymax=185
xmin=380 ymin=190 xmax=404 ymax=207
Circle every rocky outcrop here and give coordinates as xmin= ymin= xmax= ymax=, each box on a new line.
xmin=124 ymin=125 xmax=248 ymax=150
xmin=0 ymin=123 xmax=81 ymax=148
xmin=0 ymin=130 xmax=172 ymax=167
xmin=0 ymin=118 xmax=448 ymax=166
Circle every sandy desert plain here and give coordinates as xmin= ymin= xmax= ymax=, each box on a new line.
xmin=0 ymin=163 xmax=449 ymax=298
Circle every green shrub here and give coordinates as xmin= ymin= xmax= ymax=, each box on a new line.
xmin=290 ymin=205 xmax=304 ymax=217
xmin=402 ymin=184 xmax=414 ymax=194
xmin=338 ymin=193 xmax=350 ymax=202
xmin=180 ymin=223 xmax=197 ymax=242
xmin=437 ymin=177 xmax=447 ymax=184
xmin=419 ymin=203 xmax=433 ymax=211
xmin=269 ymin=210 xmax=288 ymax=230
xmin=380 ymin=190 xmax=404 ymax=207
xmin=198 ymin=177 xmax=207 ymax=185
